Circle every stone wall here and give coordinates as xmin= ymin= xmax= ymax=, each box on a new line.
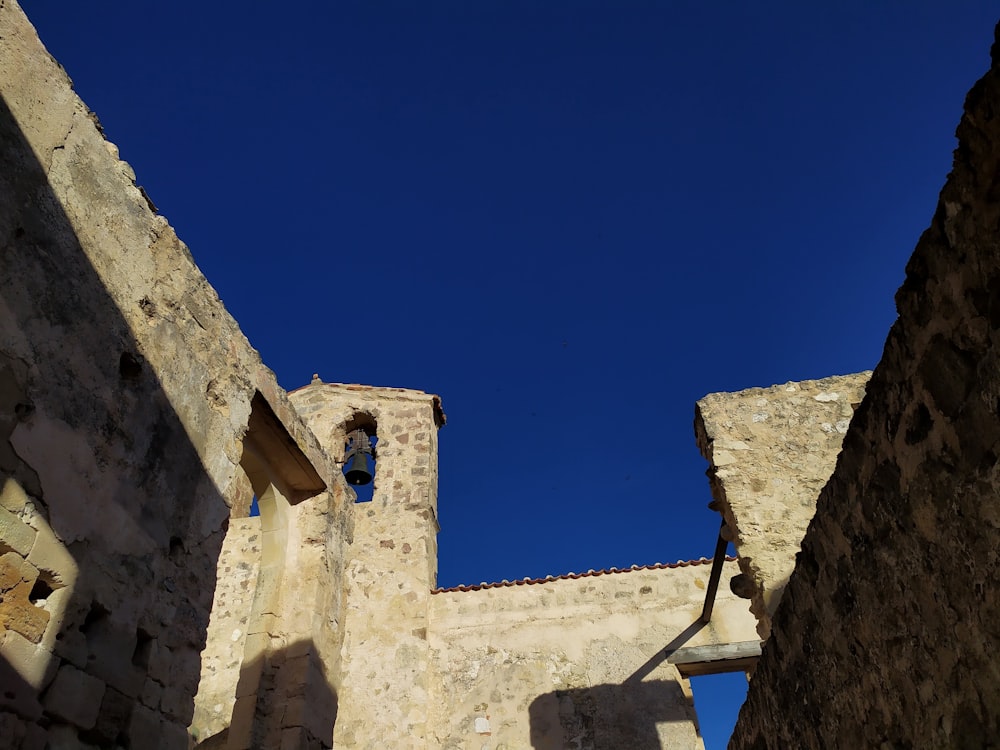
xmin=290 ymin=382 xmax=445 ymax=750
xmin=695 ymin=373 xmax=870 ymax=639
xmin=730 ymin=24 xmax=1000 ymax=750
xmin=427 ymin=560 xmax=758 ymax=750
xmin=190 ymin=517 xmax=261 ymax=742
xmin=0 ymin=3 xmax=350 ymax=747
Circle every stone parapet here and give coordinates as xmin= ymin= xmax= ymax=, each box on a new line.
xmin=695 ymin=373 xmax=870 ymax=639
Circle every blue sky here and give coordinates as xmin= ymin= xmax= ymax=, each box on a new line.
xmin=21 ymin=2 xmax=998 ymax=746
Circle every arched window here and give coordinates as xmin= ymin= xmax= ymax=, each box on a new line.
xmin=341 ymin=413 xmax=378 ymax=503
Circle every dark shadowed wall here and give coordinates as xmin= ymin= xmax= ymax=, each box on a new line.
xmin=732 ymin=23 xmax=1000 ymax=750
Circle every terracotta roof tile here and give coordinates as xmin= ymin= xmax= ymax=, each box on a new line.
xmin=431 ymin=556 xmax=737 ymax=594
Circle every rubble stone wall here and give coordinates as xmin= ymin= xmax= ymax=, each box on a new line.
xmin=291 ymin=383 xmax=444 ymax=750
xmin=0 ymin=3 xmax=349 ymax=747
xmin=695 ymin=373 xmax=870 ymax=639
xmin=427 ymin=561 xmax=758 ymax=750
xmin=190 ymin=517 xmax=261 ymax=743
xmin=731 ymin=25 xmax=1000 ymax=750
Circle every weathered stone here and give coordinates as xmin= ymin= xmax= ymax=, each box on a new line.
xmin=0 ymin=504 xmax=36 ymax=556
xmin=43 ymin=665 xmax=105 ymax=729
xmin=126 ymin=705 xmax=161 ymax=749
xmin=85 ymin=686 xmax=133 ymax=747
xmin=24 ymin=521 xmax=77 ymax=590
xmin=1 ymin=0 xmax=998 ymax=747
xmin=1 ymin=629 xmax=57 ymax=689
xmin=0 ymin=551 xmax=34 ymax=591
xmin=727 ymin=27 xmax=1000 ymax=749
xmin=0 ymin=578 xmax=50 ymax=643
xmin=696 ymin=373 xmax=870 ymax=638
xmin=427 ymin=560 xmax=756 ymax=748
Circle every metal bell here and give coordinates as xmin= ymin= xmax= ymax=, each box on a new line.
xmin=344 ymin=430 xmax=373 ymax=486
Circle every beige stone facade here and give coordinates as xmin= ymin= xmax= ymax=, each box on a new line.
xmin=695 ymin=373 xmax=871 ymax=639
xmin=286 ymin=383 xmax=758 ymax=750
xmin=4 ymin=0 xmax=1000 ymax=747
xmin=428 ymin=562 xmax=755 ymax=750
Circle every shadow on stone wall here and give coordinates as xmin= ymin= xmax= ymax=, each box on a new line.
xmin=0 ymin=88 xmax=231 ymax=746
xmin=529 ymin=681 xmax=695 ymax=750
xmin=528 ymin=621 xmax=706 ymax=750
xmin=193 ymin=640 xmax=338 ymax=749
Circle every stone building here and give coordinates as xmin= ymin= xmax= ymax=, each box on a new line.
xmin=2 ymin=0 xmax=1000 ymax=748
xmin=0 ymin=3 xmax=758 ymax=747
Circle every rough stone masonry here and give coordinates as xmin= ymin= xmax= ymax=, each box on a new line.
xmin=4 ymin=0 xmax=1000 ymax=747
xmin=723 ymin=22 xmax=1000 ymax=750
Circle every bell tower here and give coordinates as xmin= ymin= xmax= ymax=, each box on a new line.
xmin=289 ymin=379 xmax=444 ymax=748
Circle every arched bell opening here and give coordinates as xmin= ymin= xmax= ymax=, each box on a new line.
xmin=341 ymin=412 xmax=378 ymax=503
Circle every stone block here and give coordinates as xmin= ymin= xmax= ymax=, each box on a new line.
xmin=235 ymin=635 xmax=267 ymax=698
xmin=140 ymin=677 xmax=162 ymax=710
xmin=0 ymin=654 xmax=43 ymax=720
xmin=282 ymin=695 xmax=307 ymax=728
xmin=160 ymin=719 xmax=190 ymax=750
xmin=53 ymin=624 xmax=88 ymax=670
xmin=281 ymin=726 xmax=307 ymax=750
xmin=83 ymin=618 xmax=144 ymax=697
xmin=0 ymin=577 xmax=50 ymax=643
xmin=1 ymin=629 xmax=57 ymax=689
xmin=146 ymin=638 xmax=172 ymax=684
xmin=0 ymin=506 xmax=36 ymax=556
xmin=45 ymin=723 xmax=96 ymax=750
xmin=0 ymin=704 xmax=28 ymax=746
xmin=22 ymin=721 xmax=48 ymax=750
xmin=86 ymin=686 xmax=133 ymax=747
xmin=43 ymin=664 xmax=105 ymax=729
xmin=165 ymin=644 xmax=201 ymax=696
xmin=228 ymin=695 xmax=257 ymax=750
xmin=39 ymin=587 xmax=74 ymax=653
xmin=25 ymin=522 xmax=78 ymax=589
xmin=0 ymin=551 xmax=31 ymax=591
xmin=159 ymin=683 xmax=194 ymax=725
xmin=126 ymin=704 xmax=161 ymax=750
xmin=0 ymin=477 xmax=28 ymax=512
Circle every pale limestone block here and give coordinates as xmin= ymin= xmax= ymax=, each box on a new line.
xmin=0 ymin=477 xmax=28 ymax=512
xmin=25 ymin=519 xmax=78 ymax=589
xmin=43 ymin=664 xmax=105 ymax=729
xmin=0 ymin=504 xmax=35 ymax=555
xmin=0 ymin=550 xmax=36 ymax=590
xmin=38 ymin=586 xmax=72 ymax=652
xmin=1 ymin=629 xmax=57 ymax=688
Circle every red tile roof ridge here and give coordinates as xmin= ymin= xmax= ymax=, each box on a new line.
xmin=431 ymin=556 xmax=737 ymax=594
